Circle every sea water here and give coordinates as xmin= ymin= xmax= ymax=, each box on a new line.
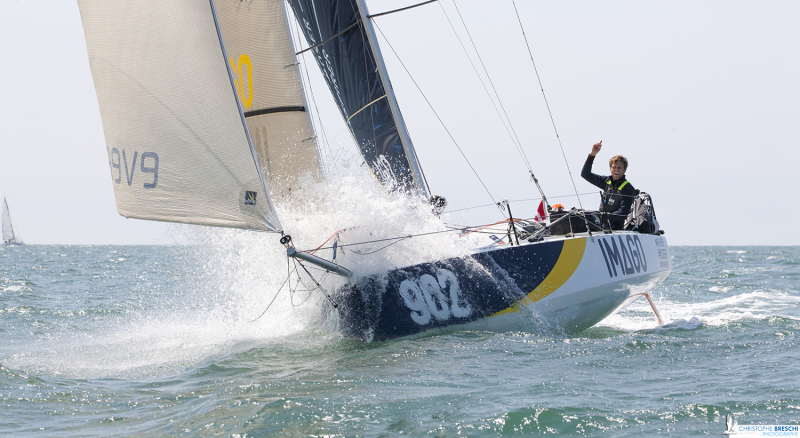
xmin=1 ymin=244 xmax=798 ymax=436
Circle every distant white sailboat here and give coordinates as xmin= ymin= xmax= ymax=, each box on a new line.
xmin=77 ymin=0 xmax=671 ymax=341
xmin=2 ymin=197 xmax=24 ymax=246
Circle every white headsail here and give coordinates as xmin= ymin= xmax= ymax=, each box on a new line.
xmin=213 ymin=0 xmax=323 ymax=199
xmin=2 ymin=197 xmax=23 ymax=245
xmin=78 ymin=0 xmax=282 ymax=231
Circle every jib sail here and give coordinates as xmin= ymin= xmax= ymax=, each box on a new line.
xmin=213 ymin=0 xmax=323 ymax=200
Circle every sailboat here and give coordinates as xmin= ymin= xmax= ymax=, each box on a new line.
xmin=77 ymin=0 xmax=671 ymax=341
xmin=2 ymin=197 xmax=24 ymax=246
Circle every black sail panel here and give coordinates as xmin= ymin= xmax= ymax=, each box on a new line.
xmin=287 ymin=0 xmax=419 ymax=194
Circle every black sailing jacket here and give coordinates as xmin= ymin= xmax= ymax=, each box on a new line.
xmin=580 ymin=155 xmax=636 ymax=229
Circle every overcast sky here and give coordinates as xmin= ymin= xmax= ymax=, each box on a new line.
xmin=1 ymin=0 xmax=798 ymax=245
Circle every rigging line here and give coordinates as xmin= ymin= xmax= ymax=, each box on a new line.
xmin=309 ymin=231 xmax=339 ymax=255
xmin=247 ymin=264 xmax=297 ymax=322
xmin=371 ymin=21 xmax=501 ymax=213
xmin=443 ymin=191 xmax=600 ymax=213
xmin=289 ymin=6 xmax=340 ymax=178
xmin=436 ymin=1 xmax=532 ymax=175
xmin=368 ymin=0 xmax=439 ymax=18
xmin=296 ymin=260 xmax=340 ymax=310
xmin=295 ymin=21 xmax=359 ymax=55
xmin=301 ymin=228 xmax=456 ymax=252
xmin=350 ymin=236 xmax=411 ymax=255
xmin=511 ymin=0 xmax=583 ymax=209
xmin=290 ymin=277 xmax=313 ymax=302
xmin=296 ymin=263 xmax=332 ymax=273
xmin=449 ymin=1 xmax=533 ymax=173
xmin=455 ymin=228 xmax=521 ymax=236
xmin=458 ymin=218 xmax=510 ymax=237
xmin=301 ymin=212 xmax=571 ymax=253
xmin=443 ymin=203 xmax=493 ymax=213
xmin=302 ymin=212 xmax=543 ymax=253
xmin=303 ymin=62 xmax=340 ymax=178
xmin=290 ymin=287 xmax=314 ymax=307
xmin=290 ymin=259 xmax=329 ymax=306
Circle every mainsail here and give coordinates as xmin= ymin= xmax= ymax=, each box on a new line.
xmin=78 ymin=0 xmax=282 ymax=231
xmin=213 ymin=0 xmax=323 ymax=199
xmin=2 ymin=197 xmax=23 ymax=245
xmin=286 ymin=0 xmax=429 ymax=197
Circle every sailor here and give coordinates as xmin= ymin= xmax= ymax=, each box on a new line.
xmin=581 ymin=141 xmax=635 ymax=230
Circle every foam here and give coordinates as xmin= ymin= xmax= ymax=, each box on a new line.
xmin=3 ymin=166 xmax=489 ymax=378
xmin=599 ymin=290 xmax=800 ymax=333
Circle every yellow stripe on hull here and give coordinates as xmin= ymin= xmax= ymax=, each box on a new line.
xmin=491 ymin=237 xmax=587 ymax=317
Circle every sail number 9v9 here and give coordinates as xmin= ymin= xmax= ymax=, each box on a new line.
xmin=109 ymin=148 xmax=159 ymax=189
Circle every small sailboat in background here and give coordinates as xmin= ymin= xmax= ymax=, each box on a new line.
xmin=2 ymin=197 xmax=24 ymax=246
xmin=77 ymin=0 xmax=671 ymax=341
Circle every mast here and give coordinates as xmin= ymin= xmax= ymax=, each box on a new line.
xmin=354 ymin=0 xmax=430 ymax=199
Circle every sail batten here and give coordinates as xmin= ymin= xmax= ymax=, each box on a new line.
xmin=244 ymin=106 xmax=306 ymax=118
xmin=348 ymin=95 xmax=388 ymax=121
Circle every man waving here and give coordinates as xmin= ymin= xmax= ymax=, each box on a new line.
xmin=581 ymin=141 xmax=635 ymax=230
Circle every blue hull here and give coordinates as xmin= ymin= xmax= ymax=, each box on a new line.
xmin=329 ymin=233 xmax=671 ymax=342
xmin=331 ymin=239 xmax=565 ymax=341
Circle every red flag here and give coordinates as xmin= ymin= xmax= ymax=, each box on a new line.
xmin=535 ymin=200 xmax=547 ymax=222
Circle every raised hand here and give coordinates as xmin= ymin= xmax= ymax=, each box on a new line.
xmin=590 ymin=141 xmax=603 ymax=156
